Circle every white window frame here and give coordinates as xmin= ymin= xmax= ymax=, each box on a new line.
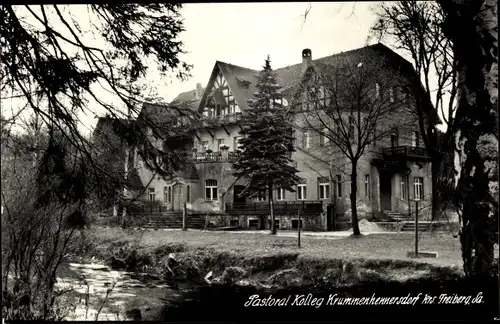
xmin=303 ymin=131 xmax=311 ymax=149
xmin=149 ymin=188 xmax=155 ymax=202
xmin=217 ymin=138 xmax=226 ymax=150
xmin=401 ymin=176 xmax=408 ymax=200
xmin=257 ymin=190 xmax=266 ymax=202
xmin=201 ymin=140 xmax=210 ymax=152
xmin=205 ymin=179 xmax=218 ymax=201
xmin=164 ymin=186 xmax=173 ymax=204
xmin=364 ymin=175 xmax=370 ymax=198
xmin=321 ymin=128 xmax=330 ymax=146
xmin=276 ymin=188 xmax=286 ymax=201
xmin=413 ymin=177 xmax=423 ymax=200
xmin=233 ymin=136 xmax=242 ymax=150
xmin=297 ymin=184 xmax=307 ymax=200
xmin=318 ymin=179 xmax=330 ymax=200
xmin=412 ymin=131 xmax=420 ymax=147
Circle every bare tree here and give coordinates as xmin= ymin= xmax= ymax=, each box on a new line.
xmin=369 ymin=1 xmax=458 ymax=220
xmin=1 ymin=122 xmax=89 ymax=320
xmin=293 ymin=53 xmax=414 ymax=235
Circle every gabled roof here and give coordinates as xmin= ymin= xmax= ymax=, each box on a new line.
xmin=170 ymin=87 xmax=204 ymax=111
xmin=195 ymin=43 xmax=418 ymax=114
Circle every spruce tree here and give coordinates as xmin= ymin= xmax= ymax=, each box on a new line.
xmin=233 ymin=56 xmax=299 ymax=234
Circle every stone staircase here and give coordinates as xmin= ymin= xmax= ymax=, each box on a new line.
xmin=139 ymin=212 xmax=206 ymax=229
xmin=400 ymin=222 xmax=431 ymax=232
xmin=384 ymin=211 xmax=411 ymax=222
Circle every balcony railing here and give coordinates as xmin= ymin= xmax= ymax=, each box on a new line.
xmin=226 ymin=200 xmax=324 ymax=215
xmin=192 ymin=151 xmax=240 ymax=163
xmin=202 ymin=112 xmax=244 ymax=127
xmin=382 ymin=146 xmax=430 ymax=161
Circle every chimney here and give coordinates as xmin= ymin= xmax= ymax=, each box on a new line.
xmin=301 ymin=48 xmax=312 ymax=74
xmin=195 ymin=83 xmax=203 ymax=100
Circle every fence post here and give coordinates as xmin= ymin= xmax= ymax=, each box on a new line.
xmin=182 ymin=202 xmax=187 ymax=231
xmin=298 ymin=208 xmax=301 ymax=248
xmin=415 ymin=200 xmax=419 ymax=256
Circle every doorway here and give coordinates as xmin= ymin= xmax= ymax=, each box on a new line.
xmin=233 ymin=185 xmax=246 ymax=209
xmin=379 ymin=171 xmax=392 ymax=211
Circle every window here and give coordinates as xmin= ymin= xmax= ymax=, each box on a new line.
xmin=201 ymin=140 xmax=209 ymax=152
xmin=297 ymin=180 xmax=307 ymax=200
xmin=277 ymin=188 xmax=286 ymax=201
xmin=205 ymin=179 xmax=218 ymax=201
xmin=268 ymin=219 xmax=280 ymax=229
xmin=320 ymin=128 xmax=330 ymax=146
xmin=413 ymin=177 xmax=423 ymax=200
xmin=257 ymin=190 xmax=266 ymax=201
xmin=401 ymin=176 xmax=408 ymax=200
xmin=291 ymin=219 xmax=303 ymax=229
xmin=389 ymin=87 xmax=394 ymax=103
xmin=248 ymin=219 xmax=259 ymax=229
xmin=230 ymin=219 xmax=239 ymax=227
xmin=391 ymin=128 xmax=399 ymax=147
xmin=412 ymin=131 xmax=420 ymax=147
xmin=336 ymin=175 xmax=342 ymax=198
xmin=149 ymin=188 xmax=155 ymax=202
xmin=164 ymin=186 xmax=172 ymax=204
xmin=217 ymin=139 xmax=226 ymax=150
xmin=233 ymin=136 xmax=242 ymax=150
xmin=303 ymin=131 xmax=311 ymax=149
xmin=186 ymin=185 xmax=191 ymax=203
xmin=375 ymin=83 xmax=381 ymax=98
xmin=364 ymin=175 xmax=370 ymax=198
xmin=318 ymin=177 xmax=330 ymax=200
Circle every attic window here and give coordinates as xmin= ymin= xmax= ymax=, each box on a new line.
xmin=236 ymin=77 xmax=251 ymax=89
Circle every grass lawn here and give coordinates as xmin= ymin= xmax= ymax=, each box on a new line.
xmin=86 ymin=227 xmax=468 ymax=268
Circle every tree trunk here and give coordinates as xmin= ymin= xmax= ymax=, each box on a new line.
xmin=122 ymin=145 xmax=130 ymax=228
xmin=350 ymin=162 xmax=361 ymax=236
xmin=268 ymin=183 xmax=276 ymax=235
xmin=439 ymin=0 xmax=498 ymax=278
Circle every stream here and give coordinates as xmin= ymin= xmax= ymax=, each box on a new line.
xmin=55 ymin=261 xmax=188 ymax=321
xmin=54 ymin=260 xmax=499 ymax=321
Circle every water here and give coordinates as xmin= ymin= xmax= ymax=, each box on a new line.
xmin=54 ymin=261 xmax=499 ymax=321
xmin=55 ymin=261 xmax=177 ymax=321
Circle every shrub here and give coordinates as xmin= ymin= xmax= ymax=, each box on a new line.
xmin=220 ymin=266 xmax=247 ymax=284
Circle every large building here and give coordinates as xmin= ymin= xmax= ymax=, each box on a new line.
xmin=95 ymin=43 xmax=435 ymax=231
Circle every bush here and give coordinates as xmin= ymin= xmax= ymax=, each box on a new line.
xmin=220 ymin=266 xmax=247 ymax=284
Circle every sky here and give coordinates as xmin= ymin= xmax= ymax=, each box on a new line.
xmin=2 ymin=2 xmax=448 ymax=136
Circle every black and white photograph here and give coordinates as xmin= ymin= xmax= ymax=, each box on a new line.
xmin=1 ymin=1 xmax=498 ymax=322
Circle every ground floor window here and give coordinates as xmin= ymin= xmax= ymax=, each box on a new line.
xmin=292 ymin=219 xmax=303 ymax=229
xmin=205 ymin=179 xmax=218 ymax=201
xmin=400 ymin=176 xmax=408 ymax=200
xmin=248 ymin=219 xmax=259 ymax=229
xmin=364 ymin=175 xmax=370 ymax=198
xmin=230 ymin=219 xmax=239 ymax=227
xmin=413 ymin=177 xmax=423 ymax=200
xmin=164 ymin=186 xmax=172 ymax=204
xmin=268 ymin=219 xmax=280 ymax=229
xmin=277 ymin=188 xmax=285 ymax=201
xmin=149 ymin=188 xmax=155 ymax=202
xmin=318 ymin=177 xmax=330 ymax=200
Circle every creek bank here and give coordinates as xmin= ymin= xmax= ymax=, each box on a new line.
xmin=75 ymin=238 xmax=498 ymax=321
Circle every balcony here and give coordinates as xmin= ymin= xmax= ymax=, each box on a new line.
xmin=202 ymin=112 xmax=244 ymax=127
xmin=191 ymin=151 xmax=240 ymax=163
xmin=225 ymin=200 xmax=324 ymax=216
xmin=382 ymin=146 xmax=431 ymax=162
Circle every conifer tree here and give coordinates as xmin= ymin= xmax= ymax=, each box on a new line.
xmin=233 ymin=56 xmax=299 ymax=234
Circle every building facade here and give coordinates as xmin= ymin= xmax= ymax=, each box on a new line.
xmin=97 ymin=43 xmax=435 ymax=231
